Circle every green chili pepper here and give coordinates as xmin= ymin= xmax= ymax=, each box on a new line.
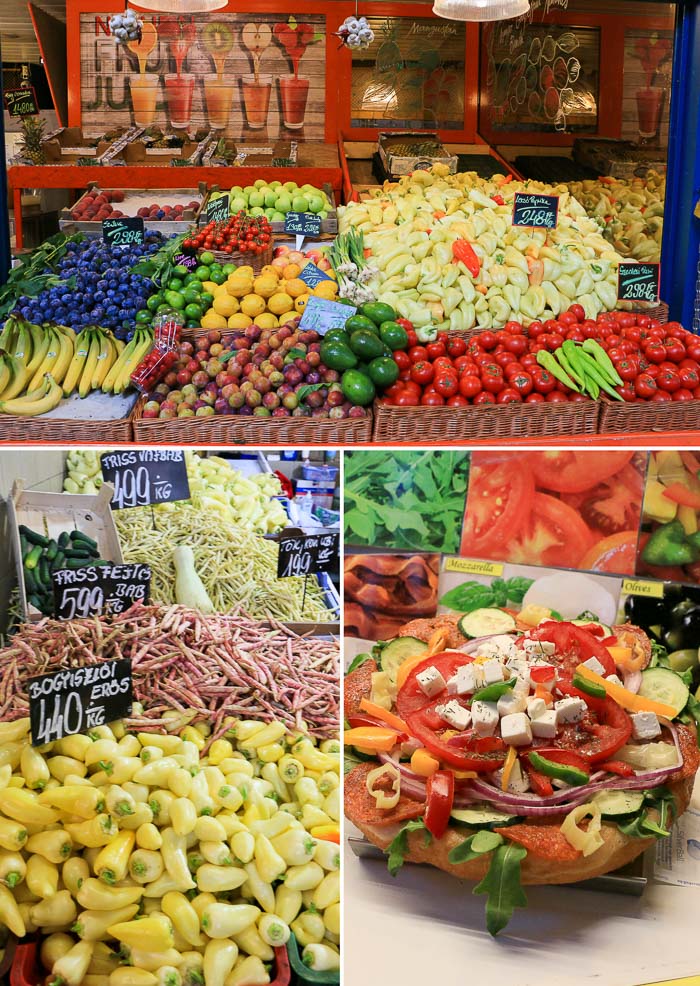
xmin=536 ymin=350 xmax=579 ymax=392
xmin=555 ymin=346 xmax=584 ymax=390
xmin=581 ymin=338 xmax=623 ymax=386
xmin=528 ymin=751 xmax=590 ymax=786
xmin=561 ymin=340 xmax=589 ymax=387
xmin=572 ymin=672 xmax=607 ymax=699
xmin=642 ymin=520 xmax=699 ymax=567
xmin=576 ymin=351 xmax=624 ymax=401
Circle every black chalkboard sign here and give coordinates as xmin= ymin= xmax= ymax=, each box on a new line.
xmin=617 ymin=262 xmax=660 ymax=303
xmin=4 ymin=87 xmax=38 ymax=117
xmin=512 ymin=193 xmax=559 ymax=229
xmin=174 ymin=253 xmax=198 ymax=270
xmin=299 ymin=263 xmax=332 ymax=289
xmin=206 ymin=193 xmax=230 ymax=223
xmin=277 ymin=532 xmax=339 ymax=579
xmin=101 ymin=450 xmax=190 ymax=510
xmin=284 ymin=212 xmax=322 ymax=237
xmin=102 ymin=216 xmax=145 ymax=247
xmin=53 ymin=563 xmax=151 ymax=621
xmin=29 ymin=659 xmax=133 ymax=746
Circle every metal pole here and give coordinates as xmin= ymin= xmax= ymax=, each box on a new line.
xmin=0 ymin=39 xmax=12 ymax=287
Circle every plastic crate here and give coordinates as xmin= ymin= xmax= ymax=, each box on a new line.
xmin=287 ymin=933 xmax=340 ymax=986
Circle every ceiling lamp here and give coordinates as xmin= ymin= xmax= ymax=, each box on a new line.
xmin=132 ymin=0 xmax=228 ymax=12
xmin=432 ymin=0 xmax=530 ymax=21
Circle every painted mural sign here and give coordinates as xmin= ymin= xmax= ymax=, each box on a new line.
xmin=79 ymin=13 xmax=326 ymax=139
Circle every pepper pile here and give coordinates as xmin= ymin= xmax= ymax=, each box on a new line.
xmin=184 ymin=214 xmax=273 ymax=257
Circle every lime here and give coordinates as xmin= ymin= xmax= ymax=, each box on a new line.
xmin=172 ymin=264 xmax=190 ymax=277
xmin=223 ymin=263 xmax=236 ymax=276
xmin=135 ymin=309 xmax=152 ymax=325
xmin=185 ymin=319 xmax=200 ymax=329
xmin=185 ymin=303 xmax=203 ymax=321
xmin=167 ymin=277 xmax=184 ymax=292
xmin=209 ymin=269 xmax=226 ymax=285
xmin=183 ymin=287 xmax=202 ymax=304
xmin=156 ymin=303 xmax=172 ymax=314
xmin=199 ymin=251 xmax=216 ymax=266
xmin=199 ymin=292 xmax=214 ymax=308
xmin=195 ymin=266 xmax=211 ymax=281
xmin=146 ymin=293 xmax=163 ymax=312
xmin=165 ymin=290 xmax=186 ymax=311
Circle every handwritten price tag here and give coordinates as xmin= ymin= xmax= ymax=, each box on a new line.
xmin=53 ymin=563 xmax=151 ymax=620
xmin=101 ymin=451 xmax=190 ymax=510
xmin=206 ymin=193 xmax=230 ymax=223
xmin=4 ymin=87 xmax=38 ymax=117
xmin=277 ymin=533 xmax=339 ymax=579
xmin=512 ymin=193 xmax=559 ymax=229
xmin=617 ymin=263 xmax=660 ymax=304
xmin=299 ymin=297 xmax=355 ymax=336
xmin=102 ymin=217 xmax=145 ymax=247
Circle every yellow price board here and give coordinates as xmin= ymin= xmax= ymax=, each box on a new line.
xmin=622 ymin=578 xmax=665 ymax=599
xmin=444 ymin=558 xmax=504 ymax=576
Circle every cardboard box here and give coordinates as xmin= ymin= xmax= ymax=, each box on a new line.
xmin=378 ymin=131 xmax=457 ymax=177
xmin=59 ymin=182 xmax=206 ymax=235
xmin=573 ymin=138 xmax=667 ymax=179
xmin=202 ymin=139 xmax=298 ymax=168
xmin=40 ymin=127 xmax=126 ymax=165
xmin=8 ymin=481 xmax=124 ymax=623
xmin=100 ymin=130 xmax=213 ymax=166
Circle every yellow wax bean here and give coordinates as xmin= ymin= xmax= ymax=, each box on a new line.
xmin=26 ymin=854 xmax=59 ymax=898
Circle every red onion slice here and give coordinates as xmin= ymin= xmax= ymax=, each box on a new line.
xmin=622 ymin=669 xmax=642 ymax=693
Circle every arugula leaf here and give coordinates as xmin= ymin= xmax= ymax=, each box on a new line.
xmin=650 ymin=640 xmax=669 ymax=669
xmin=473 ymin=843 xmax=528 ymax=937
xmin=448 ymin=830 xmax=503 ymax=864
xmin=386 ymin=818 xmax=432 ymax=876
xmin=618 ymin=810 xmax=670 ymax=839
xmin=344 ymin=749 xmax=365 ymax=776
xmin=347 ymin=652 xmax=372 ymax=674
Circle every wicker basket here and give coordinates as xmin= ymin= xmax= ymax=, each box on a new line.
xmin=131 ymin=397 xmax=372 ymax=445
xmin=372 ymin=397 xmax=600 ymax=443
xmin=628 ymin=301 xmax=669 ymax=323
xmin=598 ymin=396 xmax=700 ymax=434
xmin=197 ymin=244 xmax=273 ymax=273
xmin=0 ymin=413 xmax=132 ymax=444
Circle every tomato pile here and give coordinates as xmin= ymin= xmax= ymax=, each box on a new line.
xmin=183 ymin=212 xmax=273 ymax=256
xmin=383 ymin=306 xmax=700 ymax=407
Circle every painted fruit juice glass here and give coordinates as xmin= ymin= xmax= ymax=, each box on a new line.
xmin=202 ymin=22 xmax=236 ymax=131
xmin=279 ymin=76 xmax=309 ymax=130
xmin=273 ymin=20 xmax=316 ymax=130
xmin=130 ymin=74 xmax=159 ymax=126
xmin=637 ymin=86 xmax=665 ymax=138
xmin=242 ymin=74 xmax=272 ymax=129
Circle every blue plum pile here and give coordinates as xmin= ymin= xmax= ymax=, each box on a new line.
xmin=14 ymin=235 xmax=163 ymax=341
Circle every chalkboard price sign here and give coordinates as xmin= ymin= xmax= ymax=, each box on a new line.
xmin=4 ymin=87 xmax=38 ymax=117
xmin=617 ymin=262 xmax=660 ymax=303
xmin=53 ymin=563 xmax=151 ymax=621
xmin=102 ymin=217 xmax=145 ymax=247
xmin=284 ymin=212 xmax=322 ymax=237
xmin=206 ymin=193 xmax=230 ymax=223
xmin=101 ymin=450 xmax=190 ymax=510
xmin=277 ymin=532 xmax=339 ymax=579
xmin=512 ymin=193 xmax=559 ymax=229
xmin=299 ymin=297 xmax=356 ymax=336
xmin=29 ymin=659 xmax=133 ymax=746
xmin=174 ymin=253 xmax=198 ymax=270
xmin=299 ymin=263 xmax=332 ymax=289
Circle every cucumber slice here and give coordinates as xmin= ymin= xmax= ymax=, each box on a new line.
xmin=591 ymin=790 xmax=644 ymax=817
xmin=571 ymin=619 xmax=613 ymax=637
xmin=638 ymin=667 xmax=689 ymax=716
xmin=458 ymin=608 xmax=516 ymax=639
xmin=450 ymin=806 xmax=520 ymax=829
xmin=379 ymin=636 xmax=428 ymax=684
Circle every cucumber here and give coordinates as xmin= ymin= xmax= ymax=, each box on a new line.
xmin=638 ymin=667 xmax=689 ymax=716
xmin=458 ymin=608 xmax=516 ymax=639
xmin=24 ymin=544 xmax=43 ymax=571
xmin=45 ymin=539 xmax=58 ymax=562
xmin=27 ymin=594 xmax=44 ymax=612
xmin=572 ymin=619 xmax=612 ymax=637
xmin=19 ymin=525 xmax=48 ymax=547
xmin=450 ymin=806 xmax=520 ymax=829
xmin=63 ymin=548 xmax=92 ymax=560
xmin=70 ymin=530 xmax=98 ymax=551
xmin=591 ymin=790 xmax=644 ymax=817
xmin=57 ymin=531 xmax=70 ymax=549
xmin=23 ymin=569 xmax=37 ymax=595
xmin=379 ymin=637 xmax=428 ymax=683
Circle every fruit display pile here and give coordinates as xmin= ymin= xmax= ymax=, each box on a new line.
xmin=568 ymin=172 xmax=665 ymax=263
xmin=338 ymin=166 xmax=627 ymax=334
xmin=69 ymin=190 xmax=200 ymax=224
xmin=185 ymin=213 xmax=272 ymax=257
xmin=208 ymin=180 xmax=334 ymax=222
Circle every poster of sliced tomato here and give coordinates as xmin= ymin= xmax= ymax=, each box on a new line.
xmin=460 ymin=451 xmax=645 ymax=575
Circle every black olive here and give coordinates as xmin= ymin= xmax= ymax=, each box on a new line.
xmin=664 ymin=605 xmax=700 ymax=652
xmin=624 ymin=594 xmax=667 ymax=631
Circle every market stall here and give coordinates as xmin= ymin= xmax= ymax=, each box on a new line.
xmin=0 ymin=447 xmax=341 ymax=986
xmin=343 ymin=449 xmax=700 ymax=983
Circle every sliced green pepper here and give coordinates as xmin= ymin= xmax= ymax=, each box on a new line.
xmin=642 ymin=520 xmax=698 ymax=567
xmin=528 ymin=751 xmax=590 ymax=787
xmin=572 ymin=672 xmax=607 ymax=699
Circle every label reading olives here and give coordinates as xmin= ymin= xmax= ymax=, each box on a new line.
xmin=299 ymin=297 xmax=357 ymax=336
xmin=622 ymin=578 xmax=665 ymax=599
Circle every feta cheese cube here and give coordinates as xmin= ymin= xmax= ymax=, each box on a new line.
xmin=416 ymin=665 xmax=446 ymax=699
xmin=471 ymin=701 xmax=499 ymax=737
xmin=555 ymin=697 xmax=587 ymax=723
xmin=606 ymin=674 xmax=623 ymax=687
xmin=497 ymin=691 xmax=527 ymax=717
xmin=581 ymin=656 xmax=607 ymax=677
xmin=492 ymin=759 xmax=530 ymax=794
xmin=631 ymin=711 xmax=661 ymax=741
xmin=447 ymin=665 xmax=478 ymax=696
xmin=523 ymin=639 xmax=556 ymax=657
xmin=476 ymin=635 xmax=517 ymax=661
xmin=512 ymin=676 xmax=531 ymax=698
xmin=436 ymin=699 xmax=471 ymax=731
xmin=530 ymin=710 xmax=557 ymax=738
xmin=526 ymin=697 xmax=547 ymax=720
xmin=482 ymin=659 xmax=504 ymax=685
xmin=500 ymin=712 xmax=533 ymax=747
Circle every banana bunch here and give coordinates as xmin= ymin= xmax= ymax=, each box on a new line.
xmin=0 ymin=315 xmax=73 ymax=416
xmin=62 ymin=325 xmax=125 ymax=399
xmin=101 ymin=325 xmax=153 ymax=395
xmin=0 ymin=371 xmax=63 ymax=416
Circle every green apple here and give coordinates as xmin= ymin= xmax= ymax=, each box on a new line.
xmin=230 ymin=196 xmax=247 ymax=213
xmin=292 ymin=194 xmax=309 ymax=213
xmin=264 ymin=208 xmax=276 ymax=219
xmin=271 ymin=211 xmax=286 ymax=222
xmin=275 ymin=193 xmax=292 ymax=212
xmin=243 ymin=185 xmax=256 ymax=196
xmin=318 ymin=210 xmax=328 ymax=219
xmin=283 ymin=181 xmax=298 ymax=193
xmin=249 ymin=206 xmax=265 ymax=217
xmin=248 ymin=191 xmax=264 ymax=208
xmin=254 ymin=178 xmax=266 ymax=189
xmin=269 ymin=180 xmax=281 ymax=189
xmin=264 ymin=189 xmax=278 ymax=208
xmin=230 ymin=185 xmax=243 ymax=196
xmin=307 ymin=194 xmax=324 ymax=214
xmin=301 ymin=183 xmax=317 ymax=194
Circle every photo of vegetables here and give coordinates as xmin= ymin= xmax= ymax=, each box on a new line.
xmin=345 ymin=554 xmax=440 ymax=641
xmin=460 ymin=451 xmax=645 ymax=575
xmin=344 ymin=450 xmax=469 ymax=553
xmin=638 ymin=450 xmax=700 ymax=583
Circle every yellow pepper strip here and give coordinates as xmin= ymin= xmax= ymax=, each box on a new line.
xmin=94 ymin=829 xmax=135 ymax=885
xmin=108 ymin=914 xmax=175 ymax=953
xmin=410 ymin=747 xmax=440 ymax=778
xmin=396 ymin=652 xmax=433 ymax=690
xmin=65 ymin=814 xmax=117 ymax=849
xmin=76 ymin=877 xmax=143 ymax=911
xmin=359 ymin=699 xmax=408 ymax=733
xmin=26 ymin=854 xmax=59 ymax=898
xmin=73 ymin=904 xmax=140 ymax=942
xmin=203 ymin=938 xmax=238 ymax=986
xmin=309 ymin=824 xmax=340 ymax=844
xmin=162 ymin=891 xmax=204 ymax=948
xmin=501 ymin=746 xmax=518 ymax=792
xmin=0 ymin=788 xmax=59 ymax=826
xmin=38 ymin=786 xmax=104 ymax=819
xmin=0 ymin=882 xmax=25 ymax=935
xmin=576 ymin=664 xmax=677 ymax=718
xmin=49 ymin=941 xmax=94 ymax=986
xmin=343 ymin=727 xmax=401 ymax=752
xmin=606 ymin=645 xmax=645 ymax=672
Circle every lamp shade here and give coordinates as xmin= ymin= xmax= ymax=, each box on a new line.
xmin=432 ymin=0 xmax=530 ymax=21
xmin=132 ymin=0 xmax=228 ymax=12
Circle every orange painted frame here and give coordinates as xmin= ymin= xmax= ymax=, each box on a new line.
xmin=65 ymin=0 xmax=344 ymax=141
xmin=478 ymin=8 xmax=676 ymax=147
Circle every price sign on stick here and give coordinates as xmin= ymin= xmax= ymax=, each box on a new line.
xmin=53 ymin=563 xmax=151 ymax=621
xmin=174 ymin=253 xmax=198 ymax=270
xmin=284 ymin=212 xmax=322 ymax=250
xmin=512 ymin=193 xmax=559 ymax=229
xmin=617 ymin=262 xmax=660 ymax=303
xmin=277 ymin=533 xmax=340 ymax=579
xmin=102 ymin=217 xmax=145 ymax=247
xmin=299 ymin=297 xmax=356 ymax=336
xmin=299 ymin=263 xmax=332 ymax=289
xmin=4 ymin=87 xmax=38 ymax=117
xmin=101 ymin=450 xmax=190 ymax=510
xmin=29 ymin=659 xmax=133 ymax=746
xmin=206 ymin=193 xmax=229 ymax=223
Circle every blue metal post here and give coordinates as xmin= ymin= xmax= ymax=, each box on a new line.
xmin=0 ymin=43 xmax=12 ymax=287
xmin=661 ymin=0 xmax=700 ymax=329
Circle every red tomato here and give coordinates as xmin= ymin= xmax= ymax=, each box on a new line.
xmin=569 ymin=304 xmax=585 ymax=322
xmin=411 ymin=361 xmax=434 ymax=386
xmin=504 ymin=320 xmax=524 ymax=334
xmin=645 ymin=364 xmax=660 ymax=379
xmin=635 ymin=373 xmax=657 ymax=399
xmin=566 ymin=329 xmax=585 ymax=343
xmin=672 ymin=388 xmax=695 ymax=401
xmin=393 ymin=350 xmax=410 ymax=371
xmin=694 ymin=386 xmax=700 ymax=400
xmin=568 ymin=392 xmax=589 ymax=402
xmin=461 ymin=459 xmax=535 ymax=555
xmin=476 ymin=353 xmax=498 ymax=368
xmin=644 ymin=341 xmax=666 ymax=364
xmin=521 ymin=354 xmax=539 ymax=370
xmin=525 ymin=392 xmax=545 ymax=403
xmin=650 ymin=390 xmax=672 ymax=402
xmin=541 ymin=333 xmax=564 ymax=351
xmin=509 ymin=371 xmax=533 ymax=396
xmin=617 ymin=313 xmax=636 ymax=329
xmin=432 ymin=357 xmax=455 ymax=372
xmin=527 ymin=321 xmax=545 ymax=338
xmin=657 ymin=368 xmax=682 ymax=392
xmin=663 ymin=339 xmax=686 ymax=362
xmin=446 ymin=394 xmax=469 ymax=406
xmin=614 ymin=358 xmax=638 ymax=382
xmin=457 ymin=359 xmax=479 ymax=376
xmin=525 ymin=622 xmax=616 ymax=678
xmin=409 ymin=346 xmax=428 ymax=363
xmin=404 ymin=380 xmax=422 ymax=397
xmin=434 ymin=372 xmax=459 ymax=398
xmin=543 ymin=319 xmax=560 ymax=333
xmin=526 ymin=451 xmax=634 ymax=493
xmin=424 ymin=771 xmax=454 ymax=840
xmin=504 ymin=362 xmax=525 ymax=380
xmin=504 ymin=335 xmax=528 ymax=355
xmin=495 ymin=352 xmax=519 ymax=368
xmin=558 ymin=311 xmax=578 ymax=327
xmin=497 ymin=388 xmax=522 ymax=403
xmin=508 ymin=493 xmax=593 ymax=567
xmin=531 ymin=367 xmax=556 ymax=394
xmin=474 ymin=391 xmax=496 ymax=404
xmin=446 ymin=337 xmax=467 ymax=358
xmin=614 ymin=383 xmax=637 ymax=402
xmin=394 ymin=392 xmax=419 ymax=406
xmin=384 ymin=382 xmax=404 ymax=400
xmin=421 ymin=392 xmax=445 ymax=406
xmin=426 ymin=341 xmax=446 ymax=361
xmin=545 ymin=391 xmax=568 ymax=402
xmin=665 ymin=322 xmax=686 ymax=337
xmin=478 ymin=331 xmax=497 ymax=351
xmin=459 ymin=375 xmax=482 ymax=399
xmin=481 ymin=372 xmax=505 ymax=394
xmin=437 ymin=331 xmax=449 ymax=344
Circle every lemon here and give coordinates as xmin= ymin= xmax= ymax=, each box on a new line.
xmin=201 ymin=280 xmax=219 ymax=295
xmin=240 ymin=294 xmax=266 ymax=318
xmin=312 ymin=280 xmax=339 ymax=300
xmin=213 ymin=294 xmax=240 ymax=318
xmin=278 ymin=310 xmax=299 ymax=326
xmin=201 ymin=310 xmax=228 ymax=330
xmin=294 ymin=294 xmax=311 ymax=313
xmin=228 ymin=313 xmax=253 ymax=329
xmin=253 ymin=274 xmax=279 ymax=299
xmin=285 ymin=278 xmax=308 ymax=299
xmin=255 ymin=312 xmax=279 ymax=329
xmin=267 ymin=292 xmax=294 ymax=316
xmin=236 ymin=266 xmax=255 ymax=278
xmin=226 ymin=277 xmax=255 ymax=299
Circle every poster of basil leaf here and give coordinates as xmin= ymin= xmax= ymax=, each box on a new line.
xmin=482 ymin=21 xmax=600 ymax=133
xmin=350 ymin=17 xmax=465 ymax=130
xmin=79 ymin=12 xmax=326 ymax=140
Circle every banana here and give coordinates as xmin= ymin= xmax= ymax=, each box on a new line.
xmin=27 ymin=326 xmax=62 ymax=392
xmin=62 ymin=329 xmax=92 ymax=397
xmin=114 ymin=338 xmax=126 ymax=356
xmin=0 ymin=357 xmax=10 ymax=399
xmin=90 ymin=329 xmax=115 ymax=391
xmin=55 ymin=323 xmax=77 ymax=345
xmin=0 ymin=373 xmax=63 ymax=417
xmin=24 ymin=325 xmax=50 ymax=377
xmin=11 ymin=320 xmax=33 ymax=368
xmin=26 ymin=321 xmax=45 ymax=362
xmin=79 ymin=331 xmax=101 ymax=398
xmin=0 ymin=315 xmax=19 ymax=353
xmin=0 ymin=354 xmax=29 ymax=402
xmin=114 ymin=329 xmax=153 ymax=394
xmin=102 ymin=332 xmax=138 ymax=394
xmin=49 ymin=326 xmax=75 ymax=386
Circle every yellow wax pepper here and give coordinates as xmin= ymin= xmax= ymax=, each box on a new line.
xmin=25 ymin=830 xmax=73 ymax=864
xmin=39 ymin=786 xmax=104 ymax=818
xmin=107 ymin=914 xmax=175 ymax=953
xmin=93 ymin=829 xmax=135 ymax=885
xmin=0 ymin=787 xmax=59 ymax=826
xmin=76 ymin=878 xmax=143 ymax=911
xmin=49 ymin=940 xmax=94 ymax=986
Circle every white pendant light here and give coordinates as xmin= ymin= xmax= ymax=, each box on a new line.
xmin=132 ymin=0 xmax=228 ymax=12
xmin=432 ymin=0 xmax=530 ymax=21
